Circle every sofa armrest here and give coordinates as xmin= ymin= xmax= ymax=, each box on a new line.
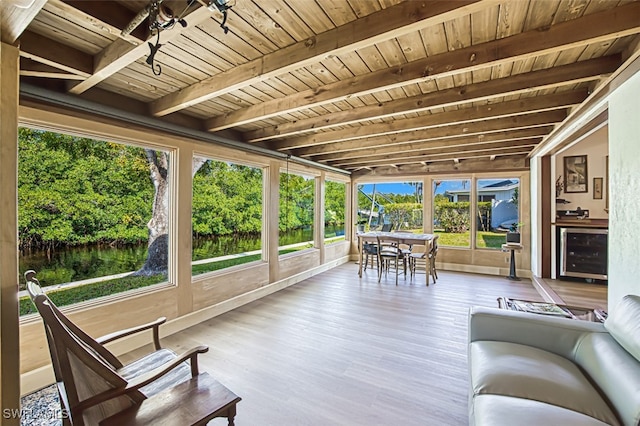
xmin=469 ymin=306 xmax=607 ymax=360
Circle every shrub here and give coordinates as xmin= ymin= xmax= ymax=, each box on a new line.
xmin=434 ymin=201 xmax=470 ymax=233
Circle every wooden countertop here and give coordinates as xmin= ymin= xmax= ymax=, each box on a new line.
xmin=553 ymin=219 xmax=608 ymax=228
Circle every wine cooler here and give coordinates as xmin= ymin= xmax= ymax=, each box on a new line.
xmin=560 ymin=227 xmax=608 ymax=280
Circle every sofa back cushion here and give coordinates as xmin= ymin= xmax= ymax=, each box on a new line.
xmin=575 ymin=295 xmax=640 ymax=426
xmin=605 ymin=295 xmax=640 ymax=362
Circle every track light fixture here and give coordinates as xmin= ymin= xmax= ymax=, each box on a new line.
xmin=207 ymin=0 xmax=236 ymax=34
xmin=121 ymin=0 xmax=234 ymax=77
xmin=146 ymin=0 xmax=189 ymax=75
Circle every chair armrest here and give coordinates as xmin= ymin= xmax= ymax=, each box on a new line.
xmin=127 ymin=345 xmax=210 ymax=388
xmin=97 ymin=317 xmax=166 ymax=350
xmin=469 ymin=306 xmax=607 ymax=359
xmin=76 ymin=345 xmax=209 ymax=414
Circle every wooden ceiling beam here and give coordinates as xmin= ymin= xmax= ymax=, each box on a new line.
xmin=343 ymin=147 xmax=534 ymax=169
xmin=18 ymin=30 xmax=93 ymax=77
xmin=60 ymin=1 xmax=149 ymax=41
xmin=208 ymin=2 xmax=640 ymax=132
xmin=330 ymin=140 xmax=540 ymax=168
xmin=0 ymin=0 xmax=47 ymax=44
xmin=255 ymin=55 xmax=620 ymax=144
xmin=351 ymin=156 xmax=529 ymax=178
xmin=286 ymin=111 xmax=565 ymax=157
xmin=149 ymin=0 xmax=496 ymax=116
xmin=68 ymin=4 xmax=211 ymax=95
xmin=309 ymin=127 xmax=551 ymax=162
xmin=19 ymin=58 xmax=86 ymax=80
xmin=274 ymin=90 xmax=586 ymax=150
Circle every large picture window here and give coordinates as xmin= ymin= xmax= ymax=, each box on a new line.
xmin=279 ymin=171 xmax=315 ymax=254
xmin=433 ymin=179 xmax=471 ymax=247
xmin=475 ymin=178 xmax=520 ymax=249
xmin=357 ymin=182 xmax=423 ymax=232
xmin=324 ymin=180 xmax=346 ymax=243
xmin=18 ymin=128 xmax=171 ymax=315
xmin=192 ymin=157 xmax=263 ymax=275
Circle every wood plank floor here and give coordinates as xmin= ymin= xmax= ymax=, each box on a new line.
xmin=542 ymin=278 xmax=608 ymax=309
xmin=125 ymin=263 xmax=545 ymax=426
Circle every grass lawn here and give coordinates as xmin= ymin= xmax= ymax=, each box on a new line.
xmin=21 ymin=247 xmax=306 ymax=316
xmin=435 ymin=230 xmax=506 ymax=248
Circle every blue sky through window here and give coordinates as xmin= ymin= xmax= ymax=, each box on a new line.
xmin=359 ymin=180 xmax=508 ymax=196
xmin=360 ymin=181 xmax=469 ymax=196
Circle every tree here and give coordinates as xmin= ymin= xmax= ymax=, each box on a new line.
xmin=134 ymin=154 xmax=207 ymax=276
xmin=18 ymin=129 xmax=152 ymax=250
xmin=406 ymin=181 xmax=423 ymax=203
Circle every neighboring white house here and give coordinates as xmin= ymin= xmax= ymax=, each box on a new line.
xmin=445 ymin=180 xmax=519 ymax=230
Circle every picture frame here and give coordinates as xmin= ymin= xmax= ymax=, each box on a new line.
xmin=563 ymin=155 xmax=588 ymax=193
xmin=593 ymin=177 xmax=603 ymax=199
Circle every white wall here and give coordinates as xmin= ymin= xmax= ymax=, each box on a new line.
xmin=554 ymin=126 xmax=609 ymax=220
xmin=530 ymin=157 xmax=541 ymax=277
xmin=608 ymin=68 xmax=640 ymax=311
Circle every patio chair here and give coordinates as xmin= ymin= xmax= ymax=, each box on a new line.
xmin=398 ymin=243 xmax=411 ymax=276
xmin=25 ymin=271 xmax=241 ymax=426
xmin=376 ymin=236 xmax=405 ymax=285
xmin=408 ymin=243 xmax=429 ymax=285
xmin=428 ymin=235 xmax=440 ymax=283
xmin=362 ymin=242 xmax=379 ymax=271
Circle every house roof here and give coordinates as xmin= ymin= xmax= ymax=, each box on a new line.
xmin=4 ymin=0 xmax=639 ymax=177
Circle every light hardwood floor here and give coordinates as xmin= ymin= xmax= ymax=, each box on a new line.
xmin=124 ymin=263 xmax=544 ymax=426
xmin=541 ymin=278 xmax=608 ymax=309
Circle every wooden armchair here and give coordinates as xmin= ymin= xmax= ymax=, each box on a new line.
xmin=25 ymin=271 xmax=240 ymax=426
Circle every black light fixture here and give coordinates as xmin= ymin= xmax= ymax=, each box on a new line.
xmin=206 ymin=0 xmax=236 ymax=34
xmin=121 ymin=0 xmax=234 ymax=76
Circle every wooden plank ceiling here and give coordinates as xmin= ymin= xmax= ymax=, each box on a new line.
xmin=5 ymin=0 xmax=640 ymax=177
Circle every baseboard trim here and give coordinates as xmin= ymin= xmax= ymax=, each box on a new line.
xmin=20 ymin=255 xmax=351 ymax=396
xmin=348 ymin=255 xmax=532 ymax=279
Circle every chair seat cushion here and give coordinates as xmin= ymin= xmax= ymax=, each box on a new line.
xmin=470 ymin=341 xmax=619 ymax=425
xmin=118 ymin=348 xmax=192 ymax=397
xmin=471 ymin=394 xmax=612 ymax=426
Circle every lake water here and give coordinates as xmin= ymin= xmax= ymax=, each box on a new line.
xmin=19 ymin=227 xmax=342 ymax=287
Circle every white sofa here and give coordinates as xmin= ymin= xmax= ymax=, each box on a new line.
xmin=468 ymin=295 xmax=640 ymax=425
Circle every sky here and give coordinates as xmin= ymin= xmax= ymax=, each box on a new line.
xmin=359 ymin=179 xmax=515 ymax=197
xmin=359 ymin=181 xmax=470 ymax=196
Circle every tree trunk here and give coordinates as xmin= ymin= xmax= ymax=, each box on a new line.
xmin=134 ymin=153 xmax=208 ymax=276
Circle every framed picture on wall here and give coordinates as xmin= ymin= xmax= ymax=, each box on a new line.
xmin=593 ymin=177 xmax=603 ymax=199
xmin=564 ymin=155 xmax=588 ymax=193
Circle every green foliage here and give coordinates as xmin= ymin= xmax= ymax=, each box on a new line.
xmin=434 ymin=201 xmax=470 ymax=233
xmin=20 ymin=134 xmax=343 ymax=246
xmin=325 ymin=181 xmax=346 ymax=227
xmin=279 ymin=173 xmax=314 ymax=232
xmin=18 ymin=128 xmax=153 ymax=250
xmin=192 ymin=160 xmax=263 ymax=236
xmin=511 ymin=187 xmax=519 ymax=206
xmin=384 ymin=203 xmax=423 ymax=229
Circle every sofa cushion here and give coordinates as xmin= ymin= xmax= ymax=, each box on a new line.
xmin=471 ymin=394 xmax=612 ymax=426
xmin=605 ymin=295 xmax=640 ymax=362
xmin=470 ymin=341 xmax=620 ymax=425
xmin=574 ymin=332 xmax=640 ymax=426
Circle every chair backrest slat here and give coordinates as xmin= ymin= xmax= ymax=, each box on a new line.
xmin=26 ymin=272 xmax=141 ymax=425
